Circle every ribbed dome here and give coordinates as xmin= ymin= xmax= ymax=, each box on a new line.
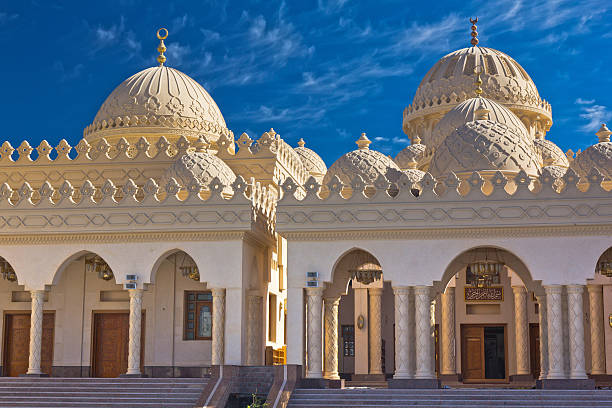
xmin=533 ymin=138 xmax=569 ymax=167
xmin=294 ymin=139 xmax=327 ymax=181
xmin=84 ymin=66 xmax=231 ymax=142
xmin=163 ymin=151 xmax=236 ymax=191
xmin=430 ymin=97 xmax=527 ymax=152
xmin=403 ymin=46 xmax=552 ymax=144
xmin=323 ymin=135 xmax=400 ymax=185
xmin=394 ymin=143 xmax=427 ymax=170
xmin=429 ymin=120 xmax=541 ymax=179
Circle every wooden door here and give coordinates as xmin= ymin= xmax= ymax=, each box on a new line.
xmin=462 ymin=325 xmax=484 ymax=381
xmin=3 ymin=313 xmax=54 ymax=377
xmin=529 ymin=324 xmax=540 ymax=379
xmin=92 ymin=312 xmax=144 ymax=378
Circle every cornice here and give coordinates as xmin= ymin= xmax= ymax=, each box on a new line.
xmin=0 ymin=230 xmax=246 ymax=245
xmin=279 ymin=224 xmax=612 ymax=241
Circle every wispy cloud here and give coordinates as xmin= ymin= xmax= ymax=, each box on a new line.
xmin=52 ymin=61 xmax=84 ymax=82
xmin=575 ymin=98 xmax=612 ymax=132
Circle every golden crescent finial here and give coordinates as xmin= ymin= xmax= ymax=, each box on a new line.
xmin=157 ymin=28 xmax=168 ymax=66
xmin=470 ymin=17 xmax=479 ymax=46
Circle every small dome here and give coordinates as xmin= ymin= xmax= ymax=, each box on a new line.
xmin=294 ymin=138 xmax=327 ymax=181
xmin=430 ymin=97 xmax=527 ymax=152
xmin=163 ymin=150 xmax=236 ymax=190
xmin=572 ymin=124 xmax=612 ymax=179
xmin=395 ymin=143 xmax=427 ymax=170
xmin=85 ymin=66 xmax=231 ymax=142
xmin=323 ymin=134 xmax=400 ymax=185
xmin=429 ymin=120 xmax=541 ymax=179
xmin=533 ymin=138 xmax=569 ymax=167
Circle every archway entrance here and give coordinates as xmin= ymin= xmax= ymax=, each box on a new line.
xmin=438 ymin=247 xmax=541 ymax=384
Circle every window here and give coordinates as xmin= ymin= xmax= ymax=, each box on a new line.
xmin=184 ymin=291 xmax=213 ymax=340
xmin=341 ymin=325 xmax=355 ymax=357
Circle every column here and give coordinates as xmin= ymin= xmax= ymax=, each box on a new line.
xmin=513 ymin=286 xmax=530 ymax=375
xmin=535 ymin=294 xmax=549 ymax=379
xmin=368 ymin=288 xmax=384 ymax=375
xmin=247 ymin=294 xmax=262 ymax=365
xmin=26 ymin=290 xmax=45 ymax=375
xmin=306 ymin=287 xmax=324 ymax=378
xmin=440 ymin=287 xmax=456 ymax=375
xmin=566 ymin=285 xmax=587 ymax=379
xmin=126 ymin=288 xmax=144 ymax=375
xmin=393 ymin=287 xmax=413 ymax=379
xmin=323 ymin=296 xmax=340 ymax=379
xmin=415 ymin=286 xmax=435 ymax=379
xmin=587 ymin=285 xmax=606 ymax=375
xmin=211 ymin=288 xmax=226 ymax=365
xmin=545 ymin=285 xmax=565 ymax=379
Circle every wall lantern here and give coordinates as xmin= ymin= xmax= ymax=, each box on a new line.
xmin=0 ymin=259 xmax=17 ymax=282
xmin=85 ymin=256 xmax=114 ymax=281
xmin=467 ymin=248 xmax=504 ymax=288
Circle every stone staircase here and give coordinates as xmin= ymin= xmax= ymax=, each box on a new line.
xmin=0 ymin=377 xmax=207 ymax=407
xmin=288 ymin=388 xmax=612 ymax=407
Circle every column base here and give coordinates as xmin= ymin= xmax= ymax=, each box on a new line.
xmin=439 ymin=373 xmax=461 ymax=382
xmin=120 ymin=373 xmax=149 ymax=378
xmin=388 ymin=378 xmax=441 ymax=389
xmin=590 ymin=374 xmax=612 ymax=387
xmin=20 ymin=373 xmax=49 ymax=377
xmin=351 ymin=374 xmax=386 ymax=382
xmin=536 ymin=378 xmax=595 ymax=389
xmin=510 ymin=374 xmax=533 ymax=382
xmin=299 ymin=378 xmax=344 ymax=389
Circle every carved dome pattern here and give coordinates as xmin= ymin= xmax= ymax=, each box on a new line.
xmin=533 ymin=138 xmax=570 ymax=167
xmin=572 ymin=142 xmax=612 ymax=179
xmin=394 ymin=143 xmax=427 ymax=170
xmin=429 ymin=120 xmax=541 ymax=178
xmin=85 ymin=66 xmax=230 ymax=141
xmin=430 ymin=97 xmax=527 ymax=152
xmin=541 ymin=165 xmax=568 ymax=179
xmin=323 ymin=148 xmax=400 ymax=185
xmin=164 ymin=151 xmax=236 ymax=189
xmin=294 ymin=142 xmax=328 ymax=179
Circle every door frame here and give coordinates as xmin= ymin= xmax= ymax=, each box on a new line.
xmin=460 ymin=323 xmax=508 ymax=383
xmin=3 ymin=310 xmax=55 ymax=377
xmin=90 ymin=310 xmax=145 ymax=378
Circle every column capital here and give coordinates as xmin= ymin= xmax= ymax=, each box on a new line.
xmin=211 ymin=287 xmax=226 ymax=297
xmin=512 ymin=285 xmax=527 ymax=294
xmin=368 ymin=287 xmax=384 ymax=296
xmin=566 ymin=284 xmax=585 ymax=294
xmin=443 ymin=286 xmax=455 ymax=295
xmin=544 ymin=285 xmax=563 ymax=294
xmin=305 ymin=286 xmax=324 ymax=297
xmin=414 ymin=285 xmax=432 ymax=296
xmin=393 ymin=286 xmax=411 ymax=295
xmin=587 ymin=284 xmax=603 ymax=293
xmin=30 ymin=289 xmax=45 ymax=298
xmin=535 ymin=293 xmax=546 ymax=304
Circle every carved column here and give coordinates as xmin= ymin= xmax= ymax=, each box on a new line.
xmin=368 ymin=288 xmax=384 ymax=375
xmin=513 ymin=286 xmax=530 ymax=375
xmin=545 ymin=285 xmax=565 ymax=379
xmin=26 ymin=290 xmax=45 ymax=375
xmin=567 ymin=285 xmax=587 ymax=379
xmin=211 ymin=288 xmax=226 ymax=365
xmin=587 ymin=285 xmax=606 ymax=375
xmin=323 ymin=296 xmax=341 ymax=379
xmin=126 ymin=289 xmax=144 ymax=375
xmin=440 ymin=287 xmax=456 ymax=375
xmin=535 ymin=294 xmax=549 ymax=379
xmin=415 ymin=286 xmax=435 ymax=379
xmin=306 ymin=287 xmax=324 ymax=378
xmin=247 ymin=294 xmax=262 ymax=365
xmin=393 ymin=287 xmax=413 ymax=379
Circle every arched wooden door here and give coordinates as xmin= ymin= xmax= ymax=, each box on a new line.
xmin=3 ymin=312 xmax=54 ymax=377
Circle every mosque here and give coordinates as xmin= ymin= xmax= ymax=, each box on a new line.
xmin=0 ymin=20 xmax=611 ymax=394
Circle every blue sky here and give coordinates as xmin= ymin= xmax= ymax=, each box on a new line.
xmin=1 ymin=0 xmax=611 ymax=165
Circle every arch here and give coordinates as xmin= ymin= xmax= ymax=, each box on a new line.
xmin=52 ymin=250 xmax=119 ymax=286
xmin=592 ymin=246 xmax=612 ymax=280
xmin=435 ymin=245 xmax=542 ymax=295
xmin=326 ymin=247 xmax=383 ymax=298
xmin=0 ymin=254 xmax=21 ymax=286
xmin=148 ymin=248 xmax=200 ymax=285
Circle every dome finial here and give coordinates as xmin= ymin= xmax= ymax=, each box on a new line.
xmin=473 ymin=65 xmax=483 ymax=97
xmin=156 ymin=28 xmax=168 ymax=66
xmin=356 ymin=133 xmax=371 ymax=150
xmin=470 ymin=17 xmax=479 ymax=46
xmin=596 ymin=124 xmax=611 ymax=143
xmin=297 ymin=138 xmax=305 ymax=147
